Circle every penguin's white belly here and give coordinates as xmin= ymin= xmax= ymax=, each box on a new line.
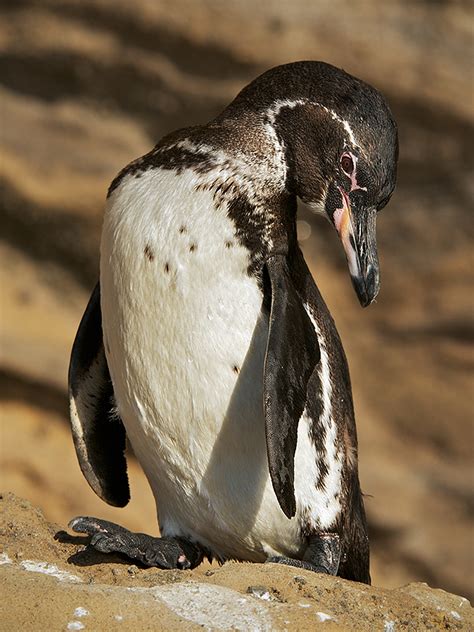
xmin=100 ymin=168 xmax=303 ymax=561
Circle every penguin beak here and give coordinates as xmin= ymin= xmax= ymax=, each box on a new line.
xmin=333 ymin=189 xmax=380 ymax=307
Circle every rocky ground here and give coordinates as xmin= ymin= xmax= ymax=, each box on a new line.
xmin=1 ymin=0 xmax=473 ymax=625
xmin=1 ymin=493 xmax=472 ymax=631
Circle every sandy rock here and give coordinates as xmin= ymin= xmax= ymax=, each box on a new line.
xmin=1 ymin=494 xmax=472 ymax=631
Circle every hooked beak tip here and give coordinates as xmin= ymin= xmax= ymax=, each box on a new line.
xmin=351 ymin=265 xmax=379 ymax=308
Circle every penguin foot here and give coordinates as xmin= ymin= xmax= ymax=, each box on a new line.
xmin=68 ymin=516 xmax=203 ymax=570
xmin=266 ymin=533 xmax=341 ymax=576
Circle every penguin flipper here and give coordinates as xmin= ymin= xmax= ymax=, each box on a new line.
xmin=264 ymin=255 xmax=320 ymax=519
xmin=69 ymin=283 xmax=130 ymax=507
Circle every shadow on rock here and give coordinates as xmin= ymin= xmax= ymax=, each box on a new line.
xmin=55 ymin=529 xmax=135 ymax=568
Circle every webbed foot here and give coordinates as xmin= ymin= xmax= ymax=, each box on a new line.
xmin=69 ymin=516 xmax=203 ymax=569
xmin=266 ymin=533 xmax=341 ymax=575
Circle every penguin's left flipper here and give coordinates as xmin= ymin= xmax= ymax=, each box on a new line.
xmin=266 ymin=533 xmax=341 ymax=575
xmin=69 ymin=517 xmax=203 ymax=570
xmin=69 ymin=283 xmax=130 ymax=508
xmin=264 ymin=254 xmax=320 ymax=519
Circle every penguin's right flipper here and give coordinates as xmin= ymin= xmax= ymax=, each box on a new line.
xmin=69 ymin=517 xmax=203 ymax=569
xmin=264 ymin=254 xmax=320 ymax=519
xmin=69 ymin=283 xmax=130 ymax=507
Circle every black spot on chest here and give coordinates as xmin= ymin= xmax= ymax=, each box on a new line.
xmin=144 ymin=244 xmax=155 ymax=262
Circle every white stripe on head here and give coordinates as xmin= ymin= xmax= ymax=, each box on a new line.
xmin=265 ymin=99 xmax=361 ymax=149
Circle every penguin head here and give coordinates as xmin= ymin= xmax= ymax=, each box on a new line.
xmin=225 ymin=61 xmax=399 ymax=307
xmin=299 ymin=91 xmax=398 ymax=307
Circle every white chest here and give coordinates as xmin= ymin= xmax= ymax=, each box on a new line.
xmin=100 ymin=166 xmax=342 ymax=561
xmin=100 ymin=168 xmax=303 ymax=559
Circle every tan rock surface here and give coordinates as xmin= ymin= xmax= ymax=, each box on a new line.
xmin=1 ymin=494 xmax=472 ymax=631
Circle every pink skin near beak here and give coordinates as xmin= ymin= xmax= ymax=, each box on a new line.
xmin=333 ymin=188 xmax=360 ymax=278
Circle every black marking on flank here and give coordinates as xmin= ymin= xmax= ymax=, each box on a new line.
xmin=164 ymin=262 xmax=170 ymax=273
xmin=225 ymin=241 xmax=233 ymax=249
xmin=232 ymin=365 xmax=240 ymax=374
xmin=144 ymin=244 xmax=155 ymax=262
xmin=179 ymin=225 xmax=187 ymax=234
xmin=189 ymin=243 xmax=197 ymax=252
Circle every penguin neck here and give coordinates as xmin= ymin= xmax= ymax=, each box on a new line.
xmin=203 ymin=111 xmax=290 ymax=198
xmin=186 ymin=115 xmax=298 ymax=252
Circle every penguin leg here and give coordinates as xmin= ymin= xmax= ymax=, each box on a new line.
xmin=266 ymin=533 xmax=341 ymax=575
xmin=69 ymin=517 xmax=203 ymax=570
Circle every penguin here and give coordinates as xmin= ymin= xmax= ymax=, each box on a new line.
xmin=68 ymin=61 xmax=398 ymax=584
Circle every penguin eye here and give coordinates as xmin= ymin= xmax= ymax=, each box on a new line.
xmin=340 ymin=154 xmax=354 ymax=175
